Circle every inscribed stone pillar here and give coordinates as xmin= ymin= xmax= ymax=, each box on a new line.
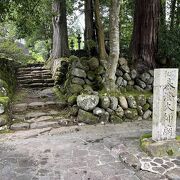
xmin=152 ymin=69 xmax=178 ymax=141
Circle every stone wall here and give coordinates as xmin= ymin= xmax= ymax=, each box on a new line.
xmin=53 ymin=56 xmax=180 ymax=124
xmin=0 ymin=58 xmax=18 ymax=129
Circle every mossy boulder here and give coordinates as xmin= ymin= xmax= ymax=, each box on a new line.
xmin=0 ymin=114 xmax=9 ymax=127
xmin=124 ymin=108 xmax=138 ymax=119
xmin=99 ymin=96 xmax=110 ymax=109
xmin=69 ymin=55 xmax=79 ymax=62
xmin=136 ymin=95 xmax=146 ymax=106
xmin=140 ymin=134 xmax=180 ymax=157
xmin=77 ymin=109 xmax=99 ymax=124
xmin=88 ymin=57 xmax=99 ymax=70
xmin=69 ymin=84 xmax=83 ymax=94
xmin=110 ymin=114 xmax=123 ymax=124
xmin=67 ymin=95 xmax=77 ymax=106
xmin=142 ymin=103 xmax=150 ymax=111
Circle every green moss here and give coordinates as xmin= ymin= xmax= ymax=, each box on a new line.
xmin=0 ymin=129 xmax=14 ymax=134
xmin=53 ymin=87 xmax=67 ymax=102
xmin=142 ymin=103 xmax=150 ymax=111
xmin=67 ymin=95 xmax=77 ymax=105
xmin=166 ymin=149 xmax=174 ymax=156
xmin=69 ymin=55 xmax=79 ymax=62
xmin=176 ymin=136 xmax=180 ymax=140
xmin=0 ymin=97 xmax=10 ymax=106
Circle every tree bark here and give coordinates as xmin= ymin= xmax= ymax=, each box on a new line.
xmin=52 ymin=0 xmax=69 ymax=59
xmin=105 ymin=0 xmax=120 ymax=91
xmin=176 ymin=0 xmax=180 ymax=27
xmin=94 ymin=0 xmax=108 ymax=63
xmin=130 ymin=0 xmax=160 ymax=73
xmin=84 ymin=0 xmax=95 ymax=53
xmin=170 ymin=0 xmax=177 ymax=30
xmin=160 ymin=0 xmax=166 ymax=27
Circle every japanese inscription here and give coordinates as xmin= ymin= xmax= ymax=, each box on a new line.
xmin=152 ymin=69 xmax=178 ymax=141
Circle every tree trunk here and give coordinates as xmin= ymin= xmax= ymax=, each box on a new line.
xmin=105 ymin=0 xmax=120 ymax=91
xmin=170 ymin=0 xmax=177 ymax=30
xmin=177 ymin=0 xmax=180 ymax=27
xmin=94 ymin=0 xmax=108 ymax=64
xmin=130 ymin=0 xmax=160 ymax=73
xmin=85 ymin=0 xmax=95 ymax=55
xmin=52 ymin=0 xmax=69 ymax=59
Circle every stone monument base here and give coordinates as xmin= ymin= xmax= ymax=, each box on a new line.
xmin=141 ymin=137 xmax=180 ymax=157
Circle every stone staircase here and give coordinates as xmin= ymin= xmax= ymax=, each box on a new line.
xmin=10 ymin=63 xmax=71 ymax=131
xmin=17 ymin=64 xmax=54 ymax=88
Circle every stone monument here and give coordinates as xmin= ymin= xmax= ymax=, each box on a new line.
xmin=152 ymin=69 xmax=178 ymax=141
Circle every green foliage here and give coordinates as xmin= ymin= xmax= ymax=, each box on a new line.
xmin=158 ymin=28 xmax=180 ymax=67
xmin=0 ymin=39 xmax=36 ymax=64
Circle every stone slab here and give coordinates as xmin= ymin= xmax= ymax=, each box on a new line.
xmin=152 ymin=69 xmax=178 ymax=141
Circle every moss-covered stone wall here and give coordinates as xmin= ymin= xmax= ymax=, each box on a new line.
xmin=0 ymin=58 xmax=18 ymax=129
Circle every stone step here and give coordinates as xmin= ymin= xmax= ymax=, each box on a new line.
xmin=17 ymin=74 xmax=52 ymax=80
xmin=17 ymin=69 xmax=51 ymax=75
xmin=12 ymin=101 xmax=67 ymax=113
xmin=18 ymin=66 xmax=45 ymax=71
xmin=18 ymin=79 xmax=54 ymax=84
xmin=19 ymin=82 xmax=54 ymax=88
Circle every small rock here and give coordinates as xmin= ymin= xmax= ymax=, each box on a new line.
xmin=109 ymin=96 xmax=118 ymax=110
xmin=136 ymin=79 xmax=146 ymax=89
xmin=100 ymin=96 xmax=110 ymax=109
xmin=88 ymin=57 xmax=99 ymax=70
xmin=69 ymin=84 xmax=83 ymax=94
xmin=120 ymin=152 xmax=141 ymax=170
xmin=115 ymin=106 xmax=124 ymax=118
xmin=124 ymin=109 xmax=138 ymax=119
xmin=0 ymin=87 xmax=7 ymax=96
xmin=147 ymin=77 xmax=154 ymax=85
xmin=136 ymin=95 xmax=146 ymax=106
xmin=134 ymin=85 xmax=144 ymax=92
xmin=137 ymin=106 xmax=143 ymax=116
xmin=143 ymin=110 xmax=152 ymax=119
xmin=140 ymin=72 xmax=151 ymax=83
xmin=123 ymin=73 xmax=131 ymax=81
xmin=128 ymin=80 xmax=135 ymax=86
xmin=0 ymin=104 xmax=5 ymax=114
xmin=106 ymin=108 xmax=114 ymax=114
xmin=119 ymin=57 xmax=128 ymax=66
xmin=148 ymin=70 xmax=154 ymax=77
xmin=110 ymin=114 xmax=123 ymax=123
xmin=13 ymin=103 xmax=28 ymax=112
xmin=116 ymin=69 xmax=123 ymax=77
xmin=116 ymin=77 xmax=123 ymax=86
xmin=77 ymin=109 xmax=99 ymax=124
xmin=120 ymin=65 xmax=130 ymax=73
xmin=93 ymin=107 xmax=105 ymax=116
xmin=10 ymin=123 xmax=30 ymax=130
xmin=127 ymin=95 xmax=137 ymax=108
xmin=72 ymin=77 xmax=85 ymax=85
xmin=99 ymin=112 xmax=110 ymax=122
xmin=77 ymin=95 xmax=99 ymax=111
xmin=142 ymin=103 xmax=150 ymax=111
xmin=30 ymin=121 xmax=59 ymax=129
xmin=130 ymin=69 xmax=137 ymax=79
xmin=122 ymin=79 xmax=128 ymax=87
xmin=71 ymin=68 xmax=86 ymax=78
xmin=119 ymin=96 xmax=128 ymax=109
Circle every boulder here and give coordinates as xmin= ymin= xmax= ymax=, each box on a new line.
xmin=109 ymin=96 xmax=118 ymax=110
xmin=143 ymin=110 xmax=152 ymax=119
xmin=115 ymin=106 xmax=124 ymax=118
xmin=134 ymin=85 xmax=144 ymax=92
xmin=116 ymin=69 xmax=123 ymax=77
xmin=0 ymin=116 xmax=6 ymax=126
xmin=119 ymin=96 xmax=128 ymax=109
xmin=147 ymin=77 xmax=154 ymax=85
xmin=142 ymin=103 xmax=150 ymax=111
xmin=69 ymin=84 xmax=83 ymax=94
xmin=67 ymin=95 xmax=77 ymax=105
xmin=123 ymin=73 xmax=131 ymax=81
xmin=136 ymin=95 xmax=146 ymax=106
xmin=119 ymin=57 xmax=128 ymax=66
xmin=122 ymin=79 xmax=128 ymax=87
xmin=71 ymin=68 xmax=86 ymax=78
xmin=77 ymin=109 xmax=99 ymax=124
xmin=124 ymin=109 xmax=138 ymax=119
xmin=100 ymin=96 xmax=110 ymax=109
xmin=99 ymin=112 xmax=110 ymax=123
xmin=0 ymin=104 xmax=5 ymax=114
xmin=87 ymin=71 xmax=96 ymax=81
xmin=136 ymin=79 xmax=146 ymax=89
xmin=130 ymin=69 xmax=137 ymax=79
xmin=72 ymin=77 xmax=85 ymax=85
xmin=127 ymin=95 xmax=137 ymax=109
xmin=140 ymin=72 xmax=151 ymax=83
xmin=93 ymin=107 xmax=105 ymax=116
xmin=120 ymin=65 xmax=130 ymax=73
xmin=110 ymin=114 xmax=123 ymax=123
xmin=88 ymin=57 xmax=99 ymax=70
xmin=77 ymin=94 xmax=99 ymax=111
xmin=137 ymin=106 xmax=143 ymax=116
xmin=116 ymin=77 xmax=123 ymax=86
